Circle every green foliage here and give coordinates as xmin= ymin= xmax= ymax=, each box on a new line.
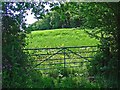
xmin=88 ymin=50 xmax=118 ymax=88
xmin=22 ymin=67 xmax=101 ymax=88
xmin=78 ymin=2 xmax=119 ymax=87
xmin=2 ymin=16 xmax=28 ymax=88
xmin=2 ymin=2 xmax=49 ymax=88
xmin=2 ymin=2 xmax=119 ymax=88
xmin=28 ymin=3 xmax=83 ymax=30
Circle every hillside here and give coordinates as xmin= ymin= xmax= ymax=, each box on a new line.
xmin=25 ymin=28 xmax=99 ymax=48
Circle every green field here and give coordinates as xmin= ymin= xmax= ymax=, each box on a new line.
xmin=25 ymin=28 xmax=100 ymax=71
xmin=24 ymin=29 xmax=104 ymax=88
xmin=25 ymin=28 xmax=99 ymax=48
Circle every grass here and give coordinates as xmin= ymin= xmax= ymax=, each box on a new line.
xmin=29 ymin=68 xmax=101 ymax=88
xmin=25 ymin=28 xmax=99 ymax=48
xmin=25 ymin=28 xmax=102 ymax=88
xmin=25 ymin=28 xmax=99 ymax=74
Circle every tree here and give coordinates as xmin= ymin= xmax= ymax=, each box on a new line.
xmin=51 ymin=2 xmax=82 ymax=28
xmin=2 ymin=2 xmax=47 ymax=88
xmin=49 ymin=11 xmax=61 ymax=29
xmin=28 ymin=2 xmax=84 ymax=30
xmin=78 ymin=2 xmax=119 ymax=87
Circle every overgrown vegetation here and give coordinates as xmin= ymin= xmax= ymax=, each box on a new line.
xmin=1 ymin=2 xmax=45 ymax=88
xmin=80 ymin=3 xmax=119 ymax=88
xmin=2 ymin=15 xmax=31 ymax=88
xmin=2 ymin=2 xmax=119 ymax=88
xmin=25 ymin=68 xmax=101 ymax=88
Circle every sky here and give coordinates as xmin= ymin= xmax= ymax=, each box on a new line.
xmin=25 ymin=5 xmax=51 ymax=25
xmin=25 ymin=9 xmax=37 ymax=25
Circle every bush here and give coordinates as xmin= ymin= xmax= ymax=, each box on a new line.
xmin=88 ymin=48 xmax=118 ymax=88
xmin=2 ymin=16 xmax=34 ymax=88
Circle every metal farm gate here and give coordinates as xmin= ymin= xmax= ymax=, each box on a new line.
xmin=24 ymin=46 xmax=98 ymax=71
